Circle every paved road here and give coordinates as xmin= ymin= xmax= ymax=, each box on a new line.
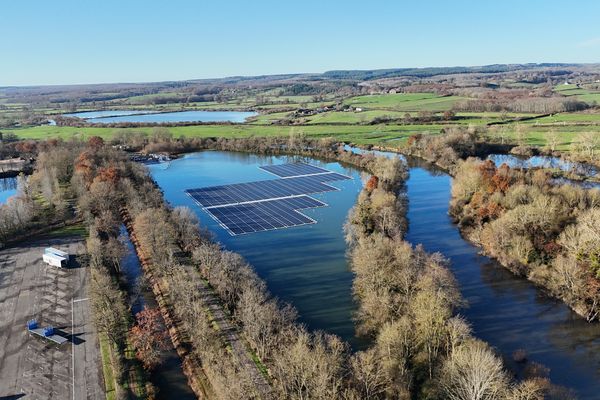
xmin=0 ymin=235 xmax=104 ymax=399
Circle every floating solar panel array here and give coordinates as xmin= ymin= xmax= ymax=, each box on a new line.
xmin=185 ymin=162 xmax=351 ymax=236
xmin=259 ymin=163 xmax=330 ymax=178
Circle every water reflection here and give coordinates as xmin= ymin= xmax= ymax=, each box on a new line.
xmin=149 ymin=151 xmax=367 ymax=348
xmin=487 ymin=153 xmax=598 ymax=177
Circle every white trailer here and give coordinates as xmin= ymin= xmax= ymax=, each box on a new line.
xmin=45 ymin=247 xmax=69 ymax=261
xmin=43 ymin=252 xmax=67 ymax=268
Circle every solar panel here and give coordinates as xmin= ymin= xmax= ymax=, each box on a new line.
xmin=259 ymin=162 xmax=330 ymax=177
xmin=186 ymin=172 xmax=351 ymax=208
xmin=205 ymin=195 xmax=327 ymax=235
xmin=186 ymin=163 xmax=353 ymax=236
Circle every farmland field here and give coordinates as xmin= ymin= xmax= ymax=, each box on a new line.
xmin=5 ymin=123 xmax=443 ymax=145
xmin=343 ymin=93 xmax=466 ymax=111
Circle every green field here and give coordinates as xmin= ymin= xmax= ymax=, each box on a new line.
xmin=525 ymin=112 xmax=600 ymax=124
xmin=554 ymin=84 xmax=600 ymax=104
xmin=6 ymin=123 xmax=442 ymax=146
xmin=249 ymin=111 xmax=293 ymax=124
xmin=305 ymin=110 xmax=409 ymax=124
xmin=342 ymin=93 xmax=465 ymax=112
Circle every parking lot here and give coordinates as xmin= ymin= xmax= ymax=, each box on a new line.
xmin=0 ymin=234 xmax=104 ymax=399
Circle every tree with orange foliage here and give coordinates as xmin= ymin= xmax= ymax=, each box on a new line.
xmin=95 ymin=166 xmax=120 ymax=184
xmin=15 ymin=140 xmax=37 ymax=155
xmin=88 ymin=136 xmax=104 ymax=149
xmin=130 ymin=308 xmax=169 ymax=370
xmin=74 ymin=150 xmax=96 ymax=186
xmin=406 ymin=134 xmax=423 ymax=147
xmin=366 ymin=175 xmax=379 ymax=192
xmin=490 ymin=164 xmax=512 ymax=193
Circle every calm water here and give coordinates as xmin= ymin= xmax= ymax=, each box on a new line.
xmin=65 ymin=110 xmax=257 ymax=123
xmin=0 ymin=177 xmax=18 ymax=204
xmin=64 ymin=110 xmax=152 ymax=119
xmin=119 ymin=227 xmax=196 ymax=400
xmin=488 ymin=153 xmax=598 ymax=177
xmin=405 ymin=159 xmax=600 ymax=399
xmin=148 ymin=151 xmax=366 ymax=348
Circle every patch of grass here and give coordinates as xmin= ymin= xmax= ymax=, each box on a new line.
xmin=123 ymin=340 xmax=148 ymax=398
xmin=305 ymin=110 xmax=408 ymax=124
xmin=99 ymin=334 xmax=118 ymax=400
xmin=249 ymin=111 xmax=293 ymax=125
xmin=46 ymin=222 xmax=87 ymax=238
xmin=525 ymin=112 xmax=600 ymax=124
xmin=486 ymin=125 xmax=594 ymax=150
xmin=249 ymin=350 xmax=269 ymax=378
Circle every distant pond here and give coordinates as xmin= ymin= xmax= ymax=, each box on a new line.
xmin=64 ymin=110 xmax=257 ymax=124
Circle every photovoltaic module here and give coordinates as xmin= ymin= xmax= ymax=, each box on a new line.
xmin=186 ymin=162 xmax=351 ymax=235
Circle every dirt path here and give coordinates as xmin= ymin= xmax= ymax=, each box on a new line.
xmin=198 ymin=282 xmax=272 ymax=398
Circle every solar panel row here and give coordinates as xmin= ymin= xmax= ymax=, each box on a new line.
xmin=259 ymin=162 xmax=329 ymax=178
xmin=205 ymin=195 xmax=327 ymax=235
xmin=186 ymin=172 xmax=350 ymax=208
xmin=186 ymin=162 xmax=352 ymax=236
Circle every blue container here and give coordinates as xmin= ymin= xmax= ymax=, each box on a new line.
xmin=27 ymin=319 xmax=38 ymax=330
xmin=43 ymin=326 xmax=54 ymax=337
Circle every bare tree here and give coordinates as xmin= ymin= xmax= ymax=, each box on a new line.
xmin=440 ymin=340 xmax=509 ymax=400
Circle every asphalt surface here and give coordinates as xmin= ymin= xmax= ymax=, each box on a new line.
xmin=0 ymin=235 xmax=104 ymax=399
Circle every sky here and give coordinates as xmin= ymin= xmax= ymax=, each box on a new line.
xmin=1 ymin=0 xmax=599 ymax=86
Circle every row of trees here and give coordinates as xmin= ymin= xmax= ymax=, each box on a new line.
xmin=74 ymin=139 xmax=159 ymax=398
xmin=453 ymin=97 xmax=589 ymax=113
xmin=451 ymin=158 xmax=600 ymax=321
xmin=0 ymin=141 xmax=77 ymax=246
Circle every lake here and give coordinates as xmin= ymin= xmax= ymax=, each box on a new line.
xmin=65 ymin=110 xmax=257 ymax=123
xmin=148 ymin=151 xmax=366 ymax=348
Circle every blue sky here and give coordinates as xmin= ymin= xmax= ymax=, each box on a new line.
xmin=1 ymin=0 xmax=599 ymax=86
